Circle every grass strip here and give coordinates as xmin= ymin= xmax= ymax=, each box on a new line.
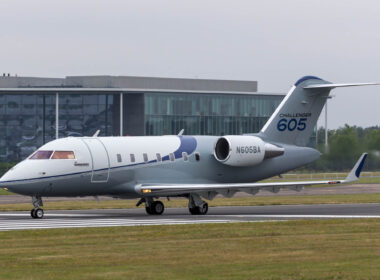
xmin=0 ymin=219 xmax=380 ymax=279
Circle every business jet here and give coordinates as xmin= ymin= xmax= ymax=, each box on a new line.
xmin=0 ymin=76 xmax=376 ymax=218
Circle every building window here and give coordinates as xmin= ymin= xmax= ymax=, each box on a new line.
xmin=143 ymin=153 xmax=148 ymax=163
xmin=156 ymin=153 xmax=162 ymax=162
xmin=117 ymin=154 xmax=122 ymax=163
xmin=182 ymin=152 xmax=188 ymax=162
xmin=144 ymin=93 xmax=283 ymax=136
xmin=195 ymin=152 xmax=200 ymax=161
xmin=130 ymin=154 xmax=135 ymax=163
xmin=169 ymin=153 xmax=175 ymax=161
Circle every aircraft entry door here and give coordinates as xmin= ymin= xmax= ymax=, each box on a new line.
xmin=82 ymin=138 xmax=110 ymax=183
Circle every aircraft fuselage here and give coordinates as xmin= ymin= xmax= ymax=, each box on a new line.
xmin=1 ymin=135 xmax=320 ymax=197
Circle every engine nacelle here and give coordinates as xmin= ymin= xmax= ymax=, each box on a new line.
xmin=214 ymin=135 xmax=284 ymax=167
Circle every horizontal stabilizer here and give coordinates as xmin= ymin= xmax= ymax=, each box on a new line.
xmin=304 ymin=82 xmax=380 ymax=89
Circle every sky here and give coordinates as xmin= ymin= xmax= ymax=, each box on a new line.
xmin=1 ymin=0 xmax=380 ymax=129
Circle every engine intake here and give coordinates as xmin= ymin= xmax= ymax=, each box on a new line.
xmin=214 ymin=135 xmax=284 ymax=167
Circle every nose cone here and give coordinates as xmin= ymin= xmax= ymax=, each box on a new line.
xmin=1 ymin=167 xmax=14 ymax=181
xmin=0 ymin=173 xmax=7 ymax=190
xmin=0 ymin=166 xmax=20 ymax=193
xmin=0 ymin=162 xmax=35 ymax=195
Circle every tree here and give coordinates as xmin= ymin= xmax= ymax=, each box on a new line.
xmin=326 ymin=125 xmax=362 ymax=170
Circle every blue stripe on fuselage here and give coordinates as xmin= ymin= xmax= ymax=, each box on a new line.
xmin=162 ymin=136 xmax=197 ymax=161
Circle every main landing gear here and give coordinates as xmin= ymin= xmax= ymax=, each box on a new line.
xmin=188 ymin=193 xmax=208 ymax=215
xmin=137 ymin=198 xmax=165 ymax=215
xmin=31 ymin=196 xmax=44 ymax=219
xmin=137 ymin=194 xmax=209 ymax=216
xmin=146 ymin=201 xmax=165 ymax=215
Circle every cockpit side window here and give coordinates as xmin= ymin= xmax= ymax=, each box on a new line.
xmin=52 ymin=151 xmax=76 ymax=159
xmin=30 ymin=151 xmax=53 ymax=160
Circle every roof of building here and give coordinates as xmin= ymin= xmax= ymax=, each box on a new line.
xmin=0 ymin=75 xmax=283 ymax=96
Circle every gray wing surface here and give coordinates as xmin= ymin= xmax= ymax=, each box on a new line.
xmin=135 ymin=153 xmax=367 ymax=197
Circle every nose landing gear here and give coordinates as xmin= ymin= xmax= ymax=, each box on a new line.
xmin=31 ymin=196 xmax=44 ymax=219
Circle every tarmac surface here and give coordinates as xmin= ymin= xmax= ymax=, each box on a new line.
xmin=1 ymin=203 xmax=380 ymax=231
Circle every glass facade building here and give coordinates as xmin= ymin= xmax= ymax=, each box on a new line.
xmin=0 ymin=75 xmax=284 ymax=162
xmin=0 ymin=94 xmax=114 ymax=161
xmin=145 ymin=93 xmax=281 ymax=136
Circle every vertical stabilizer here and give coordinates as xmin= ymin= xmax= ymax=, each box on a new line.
xmin=259 ymin=76 xmax=332 ymax=146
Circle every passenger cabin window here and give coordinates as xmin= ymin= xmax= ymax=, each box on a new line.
xmin=143 ymin=153 xmax=148 ymax=163
xmin=117 ymin=154 xmax=122 ymax=163
xmin=156 ymin=153 xmax=162 ymax=162
xmin=169 ymin=153 xmax=175 ymax=162
xmin=130 ymin=154 xmax=135 ymax=163
xmin=30 ymin=150 xmax=53 ymax=160
xmin=52 ymin=151 xmax=75 ymax=159
xmin=195 ymin=152 xmax=200 ymax=161
xmin=182 ymin=152 xmax=188 ymax=162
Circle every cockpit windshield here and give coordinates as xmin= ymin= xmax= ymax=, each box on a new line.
xmin=52 ymin=151 xmax=75 ymax=159
xmin=29 ymin=150 xmax=75 ymax=160
xmin=30 ymin=151 xmax=53 ymax=160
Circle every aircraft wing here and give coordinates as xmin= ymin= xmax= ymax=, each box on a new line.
xmin=135 ymin=153 xmax=367 ymax=198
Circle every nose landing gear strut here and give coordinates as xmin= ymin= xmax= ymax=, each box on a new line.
xmin=31 ymin=196 xmax=44 ymax=219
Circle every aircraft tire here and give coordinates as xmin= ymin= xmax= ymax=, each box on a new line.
xmin=189 ymin=203 xmax=208 ymax=215
xmin=31 ymin=209 xmax=36 ymax=218
xmin=35 ymin=208 xmax=44 ymax=219
xmin=189 ymin=207 xmax=199 ymax=215
xmin=152 ymin=201 xmax=164 ymax=215
xmin=145 ymin=207 xmax=153 ymax=215
xmin=199 ymin=203 xmax=208 ymax=215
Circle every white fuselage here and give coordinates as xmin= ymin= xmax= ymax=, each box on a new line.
xmin=0 ymin=135 xmax=320 ymax=197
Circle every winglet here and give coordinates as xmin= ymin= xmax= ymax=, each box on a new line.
xmin=344 ymin=153 xmax=368 ymax=183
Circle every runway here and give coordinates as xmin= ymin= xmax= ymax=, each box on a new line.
xmin=1 ymin=203 xmax=380 ymax=231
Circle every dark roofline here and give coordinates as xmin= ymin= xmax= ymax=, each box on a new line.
xmin=0 ymin=75 xmax=258 ymax=93
xmin=0 ymin=87 xmax=283 ymax=96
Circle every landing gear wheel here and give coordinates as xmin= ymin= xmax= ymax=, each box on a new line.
xmin=145 ymin=206 xmax=153 ymax=215
xmin=189 ymin=203 xmax=208 ymax=215
xmin=31 ymin=208 xmax=44 ymax=219
xmin=35 ymin=208 xmax=44 ymax=219
xmin=31 ymin=209 xmax=36 ymax=218
xmin=189 ymin=207 xmax=199 ymax=215
xmin=199 ymin=203 xmax=208 ymax=215
xmin=151 ymin=201 xmax=164 ymax=215
xmin=145 ymin=201 xmax=165 ymax=215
